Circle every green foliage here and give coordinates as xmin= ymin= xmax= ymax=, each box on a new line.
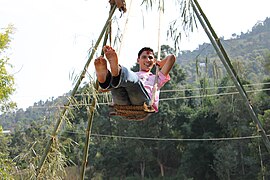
xmin=0 ymin=24 xmax=17 ymax=179
xmin=0 ymin=24 xmax=16 ymax=112
xmin=213 ymin=142 xmax=238 ymax=180
xmin=253 ymin=78 xmax=270 ymax=116
xmin=0 ymin=126 xmax=15 ymax=179
xmin=265 ymin=51 xmax=270 ymax=72
xmin=0 ymin=152 xmax=15 ymax=180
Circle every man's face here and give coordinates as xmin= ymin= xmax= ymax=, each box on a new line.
xmin=137 ymin=51 xmax=155 ymax=72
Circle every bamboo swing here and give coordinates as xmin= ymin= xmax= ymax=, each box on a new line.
xmin=36 ymin=1 xmax=270 ymax=179
xmin=102 ymin=0 xmax=164 ymax=120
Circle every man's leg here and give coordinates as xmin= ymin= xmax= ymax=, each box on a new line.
xmin=103 ymin=45 xmax=149 ymax=106
xmin=111 ymin=87 xmax=131 ymax=105
xmin=113 ymin=67 xmax=150 ymax=106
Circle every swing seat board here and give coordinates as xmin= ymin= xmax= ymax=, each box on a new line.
xmin=109 ymin=103 xmax=155 ymax=120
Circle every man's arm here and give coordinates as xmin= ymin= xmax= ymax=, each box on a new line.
xmin=156 ymin=54 xmax=176 ymax=76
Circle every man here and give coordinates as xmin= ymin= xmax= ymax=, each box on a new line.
xmin=94 ymin=45 xmax=175 ymax=112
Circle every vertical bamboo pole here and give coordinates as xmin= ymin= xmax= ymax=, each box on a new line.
xmin=80 ymin=4 xmax=114 ymax=177
xmin=258 ymin=143 xmax=266 ymax=180
xmin=191 ymin=0 xmax=270 ymax=152
xmin=80 ymin=82 xmax=98 ymax=180
xmin=36 ymin=5 xmax=117 ymax=178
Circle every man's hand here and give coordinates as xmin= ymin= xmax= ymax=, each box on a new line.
xmin=155 ymin=59 xmax=161 ymax=67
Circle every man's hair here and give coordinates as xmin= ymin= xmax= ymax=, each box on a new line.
xmin=138 ymin=47 xmax=154 ymax=58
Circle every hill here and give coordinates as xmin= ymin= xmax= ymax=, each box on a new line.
xmin=178 ymin=17 xmax=270 ymax=83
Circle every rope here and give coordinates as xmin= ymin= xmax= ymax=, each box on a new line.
xmin=24 ymin=87 xmax=270 ymax=108
xmin=117 ymin=0 xmax=133 ymax=57
xmin=17 ymin=81 xmax=269 ymax=98
xmin=10 ymin=129 xmax=268 ymax=142
xmin=59 ymin=131 xmax=269 ymax=142
xmin=91 ymin=134 xmax=267 ymax=142
xmin=150 ymin=0 xmax=163 ymax=106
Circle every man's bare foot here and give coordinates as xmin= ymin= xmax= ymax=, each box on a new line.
xmin=103 ymin=45 xmax=120 ymax=76
xmin=94 ymin=56 xmax=108 ymax=83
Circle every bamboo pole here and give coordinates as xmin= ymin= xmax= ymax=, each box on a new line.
xmin=80 ymin=4 xmax=114 ymax=177
xmin=80 ymin=82 xmax=98 ymax=180
xmin=191 ymin=0 xmax=270 ymax=152
xmin=36 ymin=5 xmax=117 ymax=178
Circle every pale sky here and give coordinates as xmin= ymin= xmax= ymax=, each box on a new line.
xmin=0 ymin=0 xmax=270 ymax=109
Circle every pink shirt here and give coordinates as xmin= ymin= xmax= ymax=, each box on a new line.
xmin=136 ymin=71 xmax=170 ymax=111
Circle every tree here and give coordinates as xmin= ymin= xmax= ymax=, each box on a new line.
xmin=265 ymin=50 xmax=270 ymax=73
xmin=0 ymin=25 xmax=16 ymax=112
xmin=0 ymin=126 xmax=15 ymax=179
xmin=0 ymin=24 xmax=16 ymax=178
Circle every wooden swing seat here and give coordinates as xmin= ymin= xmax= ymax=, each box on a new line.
xmin=109 ymin=102 xmax=155 ymax=120
xmin=99 ymin=89 xmax=155 ymax=120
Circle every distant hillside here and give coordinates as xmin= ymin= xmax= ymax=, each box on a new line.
xmin=178 ymin=17 xmax=270 ymax=83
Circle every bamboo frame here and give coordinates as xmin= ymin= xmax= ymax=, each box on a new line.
xmin=191 ymin=0 xmax=270 ymax=152
xmin=80 ymin=4 xmax=115 ymax=178
xmin=36 ymin=5 xmax=117 ymax=178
